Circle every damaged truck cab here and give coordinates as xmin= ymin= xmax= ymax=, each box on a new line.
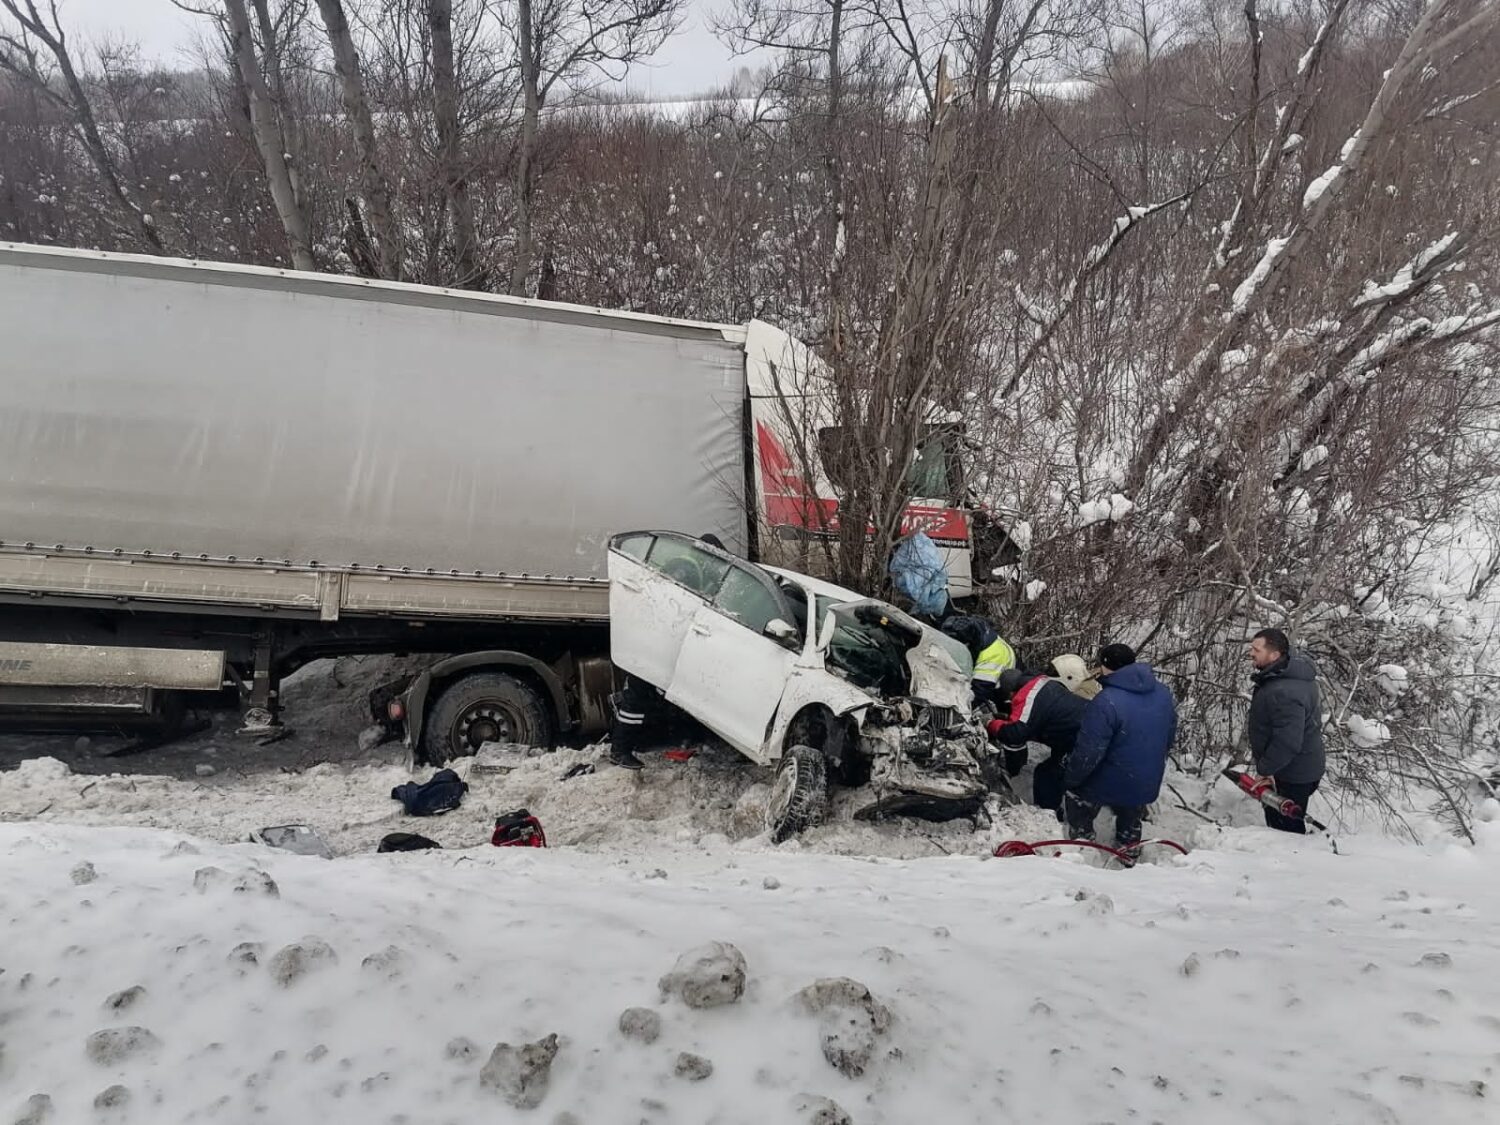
xmin=608 ymin=532 xmax=997 ymax=841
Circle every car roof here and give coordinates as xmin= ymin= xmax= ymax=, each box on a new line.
xmin=757 ymin=565 xmax=866 ymax=604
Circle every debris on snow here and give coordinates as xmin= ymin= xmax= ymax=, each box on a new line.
xmin=674 ymin=1052 xmax=714 ymax=1081
xmin=70 ymin=861 xmax=97 ymax=885
xmin=445 ymin=1036 xmax=480 ymax=1062
xmin=794 ymin=977 xmax=894 ymax=1078
xmin=85 ymin=1026 xmax=161 ymax=1066
xmin=227 ymin=941 xmax=264 ymax=971
xmin=193 ymin=865 xmax=279 ymax=898
xmin=618 ymin=1007 xmax=662 ymax=1044
xmin=660 ymin=942 xmax=748 ymax=1009
xmin=266 ymin=937 xmax=338 ymax=987
xmin=93 ymin=1085 xmax=130 ymax=1110
xmin=360 ymin=944 xmax=410 ymax=980
xmin=794 ymin=1093 xmax=854 ymax=1125
xmin=478 ymin=1033 xmax=561 ymax=1109
xmin=103 ymin=985 xmax=146 ymax=1013
xmin=12 ymin=1094 xmax=52 ymax=1125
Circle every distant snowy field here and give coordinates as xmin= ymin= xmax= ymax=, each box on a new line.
xmin=3 ymin=756 xmax=1499 ymax=1123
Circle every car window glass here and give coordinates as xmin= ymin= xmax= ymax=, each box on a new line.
xmin=714 ymin=566 xmax=787 ymax=634
xmin=614 ymin=533 xmax=653 ymax=561
xmin=645 ymin=538 xmax=729 ymax=597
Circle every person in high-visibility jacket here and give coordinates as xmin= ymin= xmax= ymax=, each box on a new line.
xmin=939 ymin=614 xmax=1017 ymax=709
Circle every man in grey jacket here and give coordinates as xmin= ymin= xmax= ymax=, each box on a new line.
xmin=1246 ymin=628 xmax=1325 ymax=833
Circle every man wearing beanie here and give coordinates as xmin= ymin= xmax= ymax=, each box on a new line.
xmin=1062 ymin=643 xmax=1177 ymax=849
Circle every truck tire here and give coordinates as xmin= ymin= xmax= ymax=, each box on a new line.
xmin=766 ymin=745 xmax=828 ymax=843
xmin=423 ymin=672 xmax=553 ymax=765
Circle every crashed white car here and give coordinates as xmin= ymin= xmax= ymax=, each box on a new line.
xmin=608 ymin=531 xmax=1001 ymax=841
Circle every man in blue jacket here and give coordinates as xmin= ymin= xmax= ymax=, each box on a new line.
xmin=1063 ymin=644 xmax=1177 ymax=849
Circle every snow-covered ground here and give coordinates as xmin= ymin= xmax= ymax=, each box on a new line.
xmin=3 ymin=805 xmax=1498 ymax=1123
xmin=4 ymin=660 xmax=1499 ymax=1123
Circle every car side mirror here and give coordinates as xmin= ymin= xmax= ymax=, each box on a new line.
xmin=817 ymin=611 xmax=838 ymax=652
xmin=764 ymin=619 xmax=798 ymax=646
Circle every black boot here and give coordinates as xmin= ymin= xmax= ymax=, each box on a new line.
xmin=608 ymin=745 xmax=644 ymax=770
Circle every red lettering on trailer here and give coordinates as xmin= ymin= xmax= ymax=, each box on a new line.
xmin=755 ymin=423 xmax=969 ymax=543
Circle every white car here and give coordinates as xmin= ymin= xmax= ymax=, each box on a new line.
xmin=607 ymin=531 xmax=999 ymax=841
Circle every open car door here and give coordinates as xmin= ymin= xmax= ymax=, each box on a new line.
xmin=607 ymin=532 xmax=731 ymax=693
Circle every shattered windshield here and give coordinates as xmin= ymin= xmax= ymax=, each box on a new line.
xmin=814 ymin=597 xmax=919 ymax=695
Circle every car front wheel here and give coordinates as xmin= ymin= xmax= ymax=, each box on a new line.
xmin=766 ymin=744 xmax=828 ymax=843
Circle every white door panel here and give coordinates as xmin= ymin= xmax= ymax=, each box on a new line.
xmin=607 ymin=550 xmax=702 ymax=691
xmin=667 ymin=603 xmax=794 ymax=763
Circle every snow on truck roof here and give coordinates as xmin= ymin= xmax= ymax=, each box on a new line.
xmin=0 ymin=241 xmax=750 ymax=345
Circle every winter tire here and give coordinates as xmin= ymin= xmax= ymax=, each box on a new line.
xmin=423 ymin=672 xmax=553 ymax=765
xmin=766 ymin=744 xmax=828 ymax=843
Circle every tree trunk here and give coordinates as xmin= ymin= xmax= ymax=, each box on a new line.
xmin=315 ymin=0 xmax=402 ymax=279
xmin=428 ymin=0 xmax=483 ymax=288
xmin=249 ymin=0 xmax=307 ymax=210
xmin=509 ymin=0 xmax=540 ymax=296
xmin=0 ymin=0 xmax=162 ymax=252
xmin=223 ymin=0 xmax=316 ymax=271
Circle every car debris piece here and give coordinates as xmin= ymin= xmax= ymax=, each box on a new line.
xmin=248 ymin=824 xmax=334 ymax=859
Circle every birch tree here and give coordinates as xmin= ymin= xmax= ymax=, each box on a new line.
xmin=314 ymin=0 xmax=402 ymax=278
xmin=220 ymin=0 xmax=316 ymax=269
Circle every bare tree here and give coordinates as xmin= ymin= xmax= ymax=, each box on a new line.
xmin=220 ymin=0 xmax=316 ymax=269
xmin=428 ymin=0 xmax=485 ymax=287
xmin=314 ymin=0 xmax=402 ymax=277
xmin=501 ymin=0 xmax=687 ymax=295
xmin=0 ymin=0 xmax=164 ymax=250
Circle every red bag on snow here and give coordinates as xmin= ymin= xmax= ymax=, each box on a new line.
xmin=492 ymin=808 xmax=546 ymax=847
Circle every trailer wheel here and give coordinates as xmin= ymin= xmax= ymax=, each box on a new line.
xmin=766 ymin=745 xmax=828 ymax=843
xmin=423 ymin=672 xmax=553 ymax=765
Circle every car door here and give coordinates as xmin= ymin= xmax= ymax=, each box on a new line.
xmin=608 ymin=533 xmax=731 ymax=692
xmin=666 ymin=561 xmax=799 ymax=763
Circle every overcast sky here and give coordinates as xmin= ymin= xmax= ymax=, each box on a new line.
xmin=56 ymin=0 xmax=751 ymax=98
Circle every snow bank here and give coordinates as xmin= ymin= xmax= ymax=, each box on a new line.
xmin=0 ymin=744 xmax=1071 ymax=863
xmin=1 ymin=816 xmax=1496 ymax=1124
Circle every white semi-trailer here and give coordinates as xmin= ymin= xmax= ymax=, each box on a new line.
xmin=0 ymin=243 xmax=978 ymax=761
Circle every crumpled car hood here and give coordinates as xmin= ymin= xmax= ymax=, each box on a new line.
xmin=903 ymin=635 xmax=973 ymax=712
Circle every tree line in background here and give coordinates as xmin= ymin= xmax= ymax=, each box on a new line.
xmin=3 ymin=0 xmax=1499 ymax=831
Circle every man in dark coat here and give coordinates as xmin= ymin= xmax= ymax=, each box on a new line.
xmin=1246 ymin=628 xmax=1325 ymax=833
xmin=986 ymin=667 xmax=1088 ymax=811
xmin=1063 ymin=644 xmax=1177 ymax=848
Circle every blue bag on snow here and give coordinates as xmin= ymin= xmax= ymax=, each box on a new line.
xmin=390 ymin=768 xmax=469 ymax=816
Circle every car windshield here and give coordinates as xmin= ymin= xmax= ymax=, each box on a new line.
xmin=809 ymin=595 xmax=915 ymax=694
xmin=753 ymin=562 xmax=972 ymax=696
